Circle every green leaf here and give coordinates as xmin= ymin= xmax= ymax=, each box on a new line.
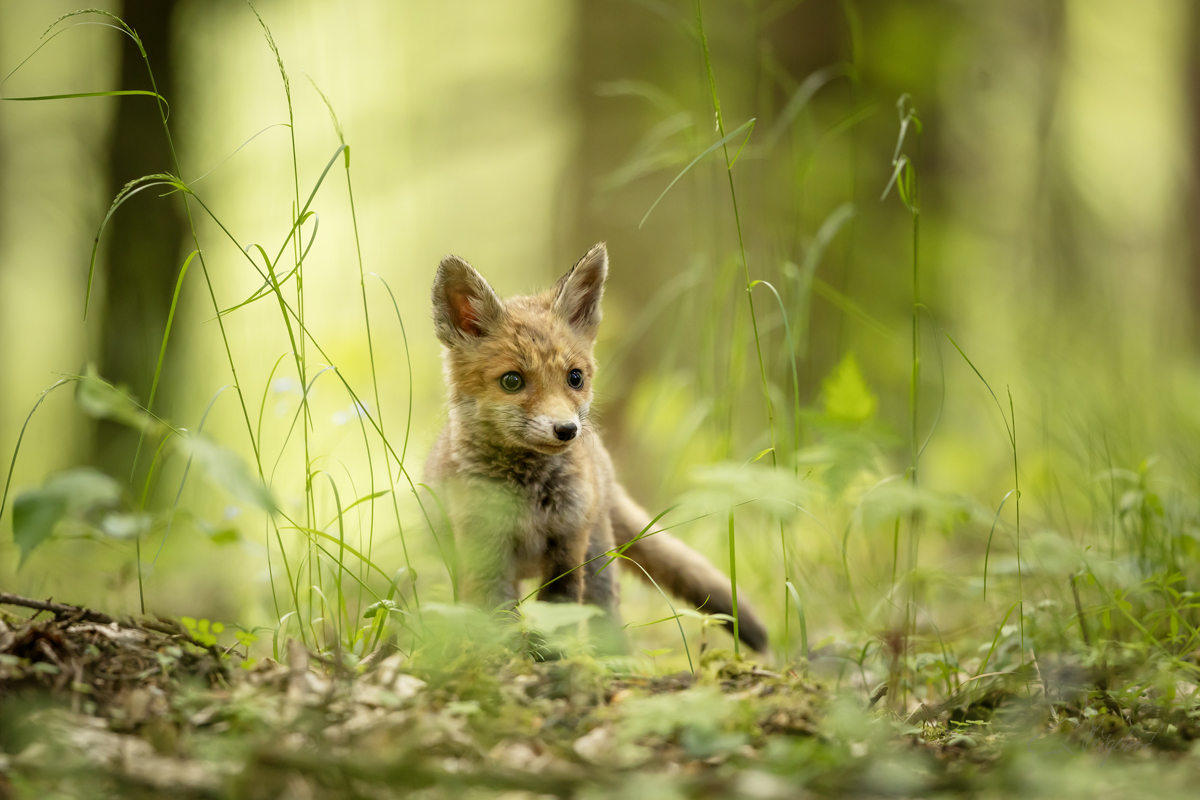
xmin=641 ymin=648 xmax=673 ymax=658
xmin=11 ymin=468 xmax=123 ymax=567
xmin=46 ymin=468 xmax=123 ymax=510
xmin=521 ymin=601 xmax=603 ymax=633
xmin=209 ymin=528 xmax=239 ymax=545
xmin=2 ymin=90 xmax=166 ymax=103
xmin=750 ymin=447 xmax=774 ymax=463
xmin=364 ymin=599 xmax=400 ymax=619
xmin=683 ymin=462 xmax=811 ymax=518
xmin=178 ymin=435 xmax=277 ymax=513
xmin=13 ymin=492 xmax=67 ymax=568
xmin=76 ymin=366 xmax=156 ymax=432
xmin=639 ymin=118 xmax=756 ymax=229
xmin=822 ymin=353 xmax=877 ymax=423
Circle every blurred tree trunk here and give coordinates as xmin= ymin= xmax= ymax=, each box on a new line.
xmin=93 ymin=0 xmax=184 ymax=475
xmin=1189 ymin=0 xmax=1200 ymax=328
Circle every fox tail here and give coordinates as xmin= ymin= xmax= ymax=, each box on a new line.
xmin=609 ymin=484 xmax=769 ymax=653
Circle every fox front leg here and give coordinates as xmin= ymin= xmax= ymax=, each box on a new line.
xmin=537 ymin=530 xmax=587 ymax=604
xmin=449 ymin=480 xmax=521 ymax=612
xmin=457 ymin=528 xmax=518 ymax=612
xmin=582 ymin=519 xmax=627 ymax=654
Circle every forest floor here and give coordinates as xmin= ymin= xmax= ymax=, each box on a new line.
xmin=1 ymin=597 xmax=1198 ymax=799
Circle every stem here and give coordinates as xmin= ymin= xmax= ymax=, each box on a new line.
xmin=728 ymin=509 xmax=740 ymax=657
xmin=696 ymin=0 xmax=774 ymax=661
xmin=906 ymin=137 xmax=920 ymax=710
xmin=1010 ymin=388 xmax=1024 ymax=669
xmin=132 ymin=10 xmax=303 ymax=646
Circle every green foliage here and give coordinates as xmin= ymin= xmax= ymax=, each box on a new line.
xmin=521 ymin=600 xmax=604 ymax=634
xmin=13 ymin=468 xmax=122 ymax=567
xmin=620 ymin=686 xmax=751 ymax=758
xmin=822 ymin=353 xmax=878 ymax=424
xmin=75 ymin=366 xmax=158 ymax=433
xmin=181 ymin=616 xmax=225 ymax=647
xmin=176 ymin=435 xmax=277 ymax=514
xmin=7 ymin=6 xmax=1200 ymax=795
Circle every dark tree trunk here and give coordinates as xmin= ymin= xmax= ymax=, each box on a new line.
xmin=93 ymin=0 xmax=184 ymax=475
xmin=1189 ymin=1 xmax=1200 ymax=334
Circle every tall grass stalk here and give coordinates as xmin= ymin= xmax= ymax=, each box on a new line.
xmin=69 ymin=8 xmax=304 ymax=643
xmin=695 ymin=0 xmax=781 ymax=661
xmin=249 ymin=3 xmax=323 ymax=646
xmin=307 ymin=76 xmax=423 ymax=640
xmin=728 ymin=509 xmax=740 ymax=656
xmin=947 ymin=336 xmax=1026 ymax=673
xmin=882 ymin=95 xmax=921 ymax=705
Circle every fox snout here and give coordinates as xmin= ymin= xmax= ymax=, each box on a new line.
xmin=528 ymin=405 xmax=582 ymax=448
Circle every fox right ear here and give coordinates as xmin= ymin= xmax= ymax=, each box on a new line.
xmin=431 ymin=255 xmax=505 ymax=346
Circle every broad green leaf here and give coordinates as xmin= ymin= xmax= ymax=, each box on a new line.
xmin=12 ymin=467 xmax=123 ymax=567
xmin=178 ymin=435 xmax=277 ymax=513
xmin=46 ymin=468 xmax=123 ymax=509
xmin=364 ymin=599 xmax=400 ymax=619
xmin=522 ymin=600 xmax=603 ymax=633
xmin=822 ymin=353 xmax=877 ymax=423
xmin=13 ymin=491 xmax=67 ymax=568
xmin=209 ymin=528 xmax=239 ymax=545
xmin=683 ymin=462 xmax=811 ymax=518
xmin=76 ymin=366 xmax=156 ymax=432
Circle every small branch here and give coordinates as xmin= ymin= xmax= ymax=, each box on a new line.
xmin=0 ymin=592 xmax=117 ymax=625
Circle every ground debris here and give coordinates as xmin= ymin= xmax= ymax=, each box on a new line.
xmin=4 ymin=599 xmax=1200 ymax=798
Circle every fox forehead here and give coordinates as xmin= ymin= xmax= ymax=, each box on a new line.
xmin=446 ymin=299 xmax=595 ymax=390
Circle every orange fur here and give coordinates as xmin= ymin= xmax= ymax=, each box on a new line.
xmin=425 ymin=243 xmax=768 ymax=652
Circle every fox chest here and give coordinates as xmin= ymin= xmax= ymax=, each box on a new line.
xmin=510 ymin=477 xmax=594 ymax=576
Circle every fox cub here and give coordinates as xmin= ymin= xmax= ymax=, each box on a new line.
xmin=425 ymin=243 xmax=767 ymax=652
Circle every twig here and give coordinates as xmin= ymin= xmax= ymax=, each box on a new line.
xmin=0 ymin=592 xmax=117 ymax=625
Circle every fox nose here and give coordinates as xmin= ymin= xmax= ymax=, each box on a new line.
xmin=554 ymin=422 xmax=578 ymax=441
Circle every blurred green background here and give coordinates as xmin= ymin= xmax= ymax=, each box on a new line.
xmin=1 ymin=0 xmax=1199 ymax=669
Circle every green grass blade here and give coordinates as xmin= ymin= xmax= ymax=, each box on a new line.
xmin=155 ymin=386 xmax=232 ymax=565
xmin=983 ymin=490 xmax=1015 ymax=602
xmin=86 ymin=175 xmax=187 ymax=317
xmin=0 ymin=379 xmax=76 ymax=523
xmin=785 ymin=581 xmax=808 ymax=661
xmin=639 ymin=117 xmax=755 ymax=229
xmin=131 ymin=249 xmax=198 ymax=479
xmin=977 ymin=601 xmax=1020 ymax=678
xmin=2 ymin=90 xmax=166 ymax=107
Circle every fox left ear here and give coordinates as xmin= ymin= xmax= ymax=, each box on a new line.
xmin=553 ymin=242 xmax=608 ymax=338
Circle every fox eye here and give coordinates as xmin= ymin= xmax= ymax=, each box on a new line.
xmin=567 ymin=369 xmax=584 ymax=389
xmin=499 ymin=372 xmax=524 ymax=393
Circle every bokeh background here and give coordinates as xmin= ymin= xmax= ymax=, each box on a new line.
xmin=2 ymin=0 xmax=1199 ymax=666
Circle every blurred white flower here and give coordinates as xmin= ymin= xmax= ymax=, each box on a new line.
xmin=332 ymin=401 xmax=370 ymax=426
xmin=272 ymin=377 xmax=300 ymax=394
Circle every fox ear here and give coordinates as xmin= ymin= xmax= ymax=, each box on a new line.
xmin=432 ymin=255 xmax=505 ymax=346
xmin=553 ymin=242 xmax=608 ymax=338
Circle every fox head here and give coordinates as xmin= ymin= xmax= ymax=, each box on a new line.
xmin=431 ymin=243 xmax=608 ymax=455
